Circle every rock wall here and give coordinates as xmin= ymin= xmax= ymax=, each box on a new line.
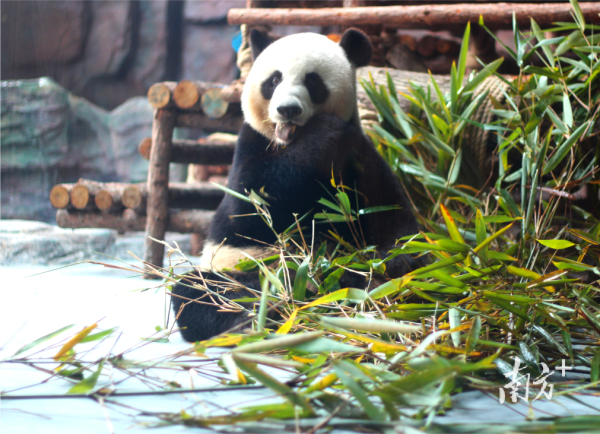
xmin=1 ymin=0 xmax=243 ymax=111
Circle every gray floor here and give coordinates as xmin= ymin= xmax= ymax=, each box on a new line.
xmin=1 ymin=236 xmax=599 ymax=433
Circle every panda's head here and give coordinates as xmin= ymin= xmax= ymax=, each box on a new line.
xmin=241 ymin=29 xmax=372 ymax=145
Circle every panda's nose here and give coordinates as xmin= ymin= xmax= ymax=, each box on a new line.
xmin=277 ymin=105 xmax=302 ymax=120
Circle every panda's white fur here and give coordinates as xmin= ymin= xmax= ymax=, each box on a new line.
xmin=200 ymin=32 xmax=365 ymax=271
xmin=241 ymin=33 xmax=361 ymax=145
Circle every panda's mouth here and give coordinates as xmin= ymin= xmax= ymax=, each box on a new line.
xmin=274 ymin=122 xmax=298 ymax=144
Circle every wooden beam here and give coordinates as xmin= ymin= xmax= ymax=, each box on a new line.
xmin=56 ymin=209 xmax=214 ymax=234
xmin=176 ymin=110 xmax=244 ymax=133
xmin=228 ymin=3 xmax=600 ymax=30
xmin=138 ymin=137 xmax=236 ymax=165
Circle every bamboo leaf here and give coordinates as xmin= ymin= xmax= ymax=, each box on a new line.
xmin=465 ymin=316 xmax=481 ymax=354
xmin=543 ymin=121 xmax=590 ymax=175
xmin=54 ymin=324 xmax=98 ymax=361
xmin=441 ymin=204 xmax=466 ymax=244
xmin=369 ymin=275 xmax=412 ymax=299
xmin=276 ymin=309 xmax=298 ymax=335
xmin=67 ymin=360 xmax=105 ymax=394
xmin=334 ymin=362 xmax=385 ymax=421
xmin=457 ymin=22 xmax=470 ymax=88
xmin=292 ymin=260 xmax=310 ymax=301
xmin=13 ymin=324 xmax=74 ymax=357
xmin=321 ymin=317 xmax=420 ymax=334
xmin=235 ymin=357 xmax=313 ymax=413
xmin=537 ymin=239 xmax=576 ymax=249
xmin=231 ymin=331 xmax=324 ymax=354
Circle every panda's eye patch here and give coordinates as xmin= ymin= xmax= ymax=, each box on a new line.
xmin=304 ymin=72 xmax=329 ymax=105
xmin=261 ymin=71 xmax=282 ymax=100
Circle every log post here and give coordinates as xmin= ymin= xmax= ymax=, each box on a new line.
xmin=144 ymin=109 xmax=176 ymax=276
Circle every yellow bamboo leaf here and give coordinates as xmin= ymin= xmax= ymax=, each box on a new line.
xmin=440 ymin=204 xmax=466 ymax=244
xmin=53 ymin=323 xmax=98 ymax=361
xmin=276 ymin=309 xmax=298 ymax=335
xmin=205 ymin=335 xmax=244 ymax=347
xmin=299 ymin=288 xmax=364 ymax=310
xmin=292 ymin=355 xmax=316 ymax=364
xmin=306 ymin=373 xmax=338 ymax=392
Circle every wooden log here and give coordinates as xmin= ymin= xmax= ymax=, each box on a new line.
xmin=173 ymin=80 xmax=209 ymax=110
xmin=172 ymin=80 xmax=224 ymax=110
xmin=201 ymin=88 xmax=229 ymax=119
xmin=138 ymin=137 xmax=152 ymax=161
xmin=56 ymin=209 xmax=214 ymax=234
xmin=436 ymin=38 xmax=460 ymax=56
xmin=221 ymin=80 xmax=244 ymax=103
xmin=49 ymin=184 xmax=72 ymax=209
xmin=147 ymin=82 xmax=177 ymax=109
xmin=227 ymin=3 xmax=600 ymax=30
xmin=169 ymin=182 xmax=224 ymax=210
xmin=138 ymin=137 xmax=236 ymax=165
xmin=176 ymin=109 xmax=244 ymax=133
xmin=95 ymin=186 xmax=124 ymax=213
xmin=144 ymin=108 xmax=176 ymax=272
xmin=70 ymin=179 xmax=104 ymax=210
xmin=122 ymin=184 xmax=147 ymax=212
xmin=119 ymin=181 xmax=225 ymax=213
xmin=416 ymin=35 xmax=438 ymax=58
xmin=399 ymin=34 xmax=416 ymax=52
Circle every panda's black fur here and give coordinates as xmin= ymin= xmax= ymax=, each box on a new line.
xmin=171 ymin=29 xmax=420 ymax=343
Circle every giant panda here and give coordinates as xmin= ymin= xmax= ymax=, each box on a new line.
xmin=171 ymin=29 xmax=420 ymax=343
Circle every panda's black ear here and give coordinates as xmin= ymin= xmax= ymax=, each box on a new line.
xmin=250 ymin=29 xmax=273 ymax=60
xmin=340 ymin=28 xmax=372 ymax=68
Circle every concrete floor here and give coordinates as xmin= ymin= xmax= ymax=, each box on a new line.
xmin=1 ymin=256 xmax=599 ymax=433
